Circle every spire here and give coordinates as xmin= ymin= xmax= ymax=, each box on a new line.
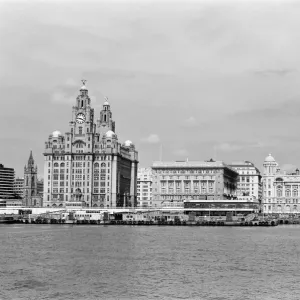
xmin=28 ymin=150 xmax=34 ymax=167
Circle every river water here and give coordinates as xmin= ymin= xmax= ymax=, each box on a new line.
xmin=0 ymin=224 xmax=300 ymax=300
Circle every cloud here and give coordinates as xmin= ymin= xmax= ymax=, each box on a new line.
xmin=51 ymin=91 xmax=76 ymax=105
xmin=141 ymin=134 xmax=160 ymax=144
xmin=183 ymin=116 xmax=198 ymax=127
xmin=217 ymin=142 xmax=264 ymax=152
xmin=253 ymin=68 xmax=296 ymax=77
xmin=65 ymin=78 xmax=79 ymax=87
xmin=281 ymin=164 xmax=298 ymax=172
xmin=173 ymin=149 xmax=189 ymax=157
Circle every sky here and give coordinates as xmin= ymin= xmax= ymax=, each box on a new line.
xmin=1 ymin=0 xmax=300 ymax=178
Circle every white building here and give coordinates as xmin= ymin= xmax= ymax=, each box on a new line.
xmin=262 ymin=154 xmax=300 ymax=214
xmin=43 ymin=81 xmax=138 ymax=208
xmin=229 ymin=161 xmax=262 ymax=201
xmin=137 ymin=168 xmax=152 ymax=207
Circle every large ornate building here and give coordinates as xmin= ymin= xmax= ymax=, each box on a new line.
xmin=262 ymin=154 xmax=300 ymax=214
xmin=43 ymin=81 xmax=138 ymax=208
xmin=151 ymin=160 xmax=239 ymax=207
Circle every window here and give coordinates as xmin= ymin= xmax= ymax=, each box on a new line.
xmin=286 ymin=190 xmax=291 ymax=197
xmin=79 ymin=127 xmax=82 ymax=135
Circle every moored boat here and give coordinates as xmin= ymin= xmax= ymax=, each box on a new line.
xmin=0 ymin=216 xmax=15 ymax=223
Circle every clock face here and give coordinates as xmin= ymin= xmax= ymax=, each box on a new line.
xmin=76 ymin=113 xmax=86 ymax=124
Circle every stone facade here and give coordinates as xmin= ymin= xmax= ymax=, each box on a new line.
xmin=43 ymin=81 xmax=138 ymax=208
xmin=137 ymin=168 xmax=153 ymax=207
xmin=151 ymin=160 xmax=239 ymax=207
xmin=23 ymin=151 xmax=43 ymax=207
xmin=13 ymin=178 xmax=24 ymax=198
xmin=262 ymin=154 xmax=300 ymax=214
xmin=229 ymin=161 xmax=262 ymax=201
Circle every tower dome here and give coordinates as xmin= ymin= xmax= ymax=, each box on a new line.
xmin=105 ymin=130 xmax=116 ymax=138
xmin=80 ymin=79 xmax=88 ymax=91
xmin=104 ymin=96 xmax=109 ymax=106
xmin=124 ymin=140 xmax=133 ymax=147
xmin=264 ymin=154 xmax=275 ymax=162
xmin=52 ymin=130 xmax=62 ymax=138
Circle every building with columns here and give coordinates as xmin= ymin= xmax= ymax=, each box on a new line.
xmin=262 ymin=154 xmax=300 ymax=214
xmin=151 ymin=160 xmax=239 ymax=207
xmin=43 ymin=81 xmax=138 ymax=208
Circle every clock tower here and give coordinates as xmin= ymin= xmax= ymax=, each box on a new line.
xmin=70 ymin=80 xmax=95 ymax=137
xmin=43 ymin=80 xmax=139 ymax=209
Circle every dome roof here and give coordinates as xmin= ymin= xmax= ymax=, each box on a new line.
xmin=52 ymin=130 xmax=62 ymax=138
xmin=80 ymin=85 xmax=87 ymax=90
xmin=124 ymin=140 xmax=133 ymax=147
xmin=265 ymin=153 xmax=276 ymax=162
xmin=103 ymin=97 xmax=109 ymax=106
xmin=105 ymin=130 xmax=116 ymax=138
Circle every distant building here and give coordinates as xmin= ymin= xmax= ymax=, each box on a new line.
xmin=137 ymin=168 xmax=152 ymax=207
xmin=43 ymin=81 xmax=138 ymax=208
xmin=151 ymin=160 xmax=239 ymax=207
xmin=23 ymin=151 xmax=43 ymax=207
xmin=37 ymin=179 xmax=44 ymax=196
xmin=13 ymin=177 xmax=24 ymax=198
xmin=262 ymin=154 xmax=300 ymax=214
xmin=229 ymin=161 xmax=262 ymax=201
xmin=0 ymin=164 xmax=15 ymax=199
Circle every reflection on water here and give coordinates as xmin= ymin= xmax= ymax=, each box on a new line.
xmin=0 ymin=224 xmax=300 ymax=300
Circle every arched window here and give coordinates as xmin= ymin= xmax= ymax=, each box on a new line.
xmin=104 ymin=115 xmax=107 ymax=122
xmin=293 ymin=190 xmax=298 ymax=197
xmin=26 ymin=177 xmax=28 ymax=186
xmin=54 ymin=163 xmax=59 ymax=167
xmin=81 ymin=100 xmax=83 ymax=107
xmin=60 ymin=163 xmax=65 ymax=168
xmin=94 ymin=163 xmax=99 ymax=168
xmin=285 ymin=189 xmax=291 ymax=197
xmin=101 ymin=163 xmax=106 ymax=167
xmin=277 ymin=189 xmax=282 ymax=197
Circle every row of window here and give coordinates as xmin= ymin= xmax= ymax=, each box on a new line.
xmin=161 ymin=188 xmax=214 ymax=194
xmin=155 ymin=169 xmax=218 ymax=174
xmin=161 ymin=181 xmax=214 ymax=187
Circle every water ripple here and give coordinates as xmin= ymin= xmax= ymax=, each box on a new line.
xmin=1 ymin=225 xmax=300 ymax=299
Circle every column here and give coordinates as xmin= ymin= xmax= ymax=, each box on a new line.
xmin=130 ymin=161 xmax=136 ymax=207
xmin=111 ymin=155 xmax=117 ymax=208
